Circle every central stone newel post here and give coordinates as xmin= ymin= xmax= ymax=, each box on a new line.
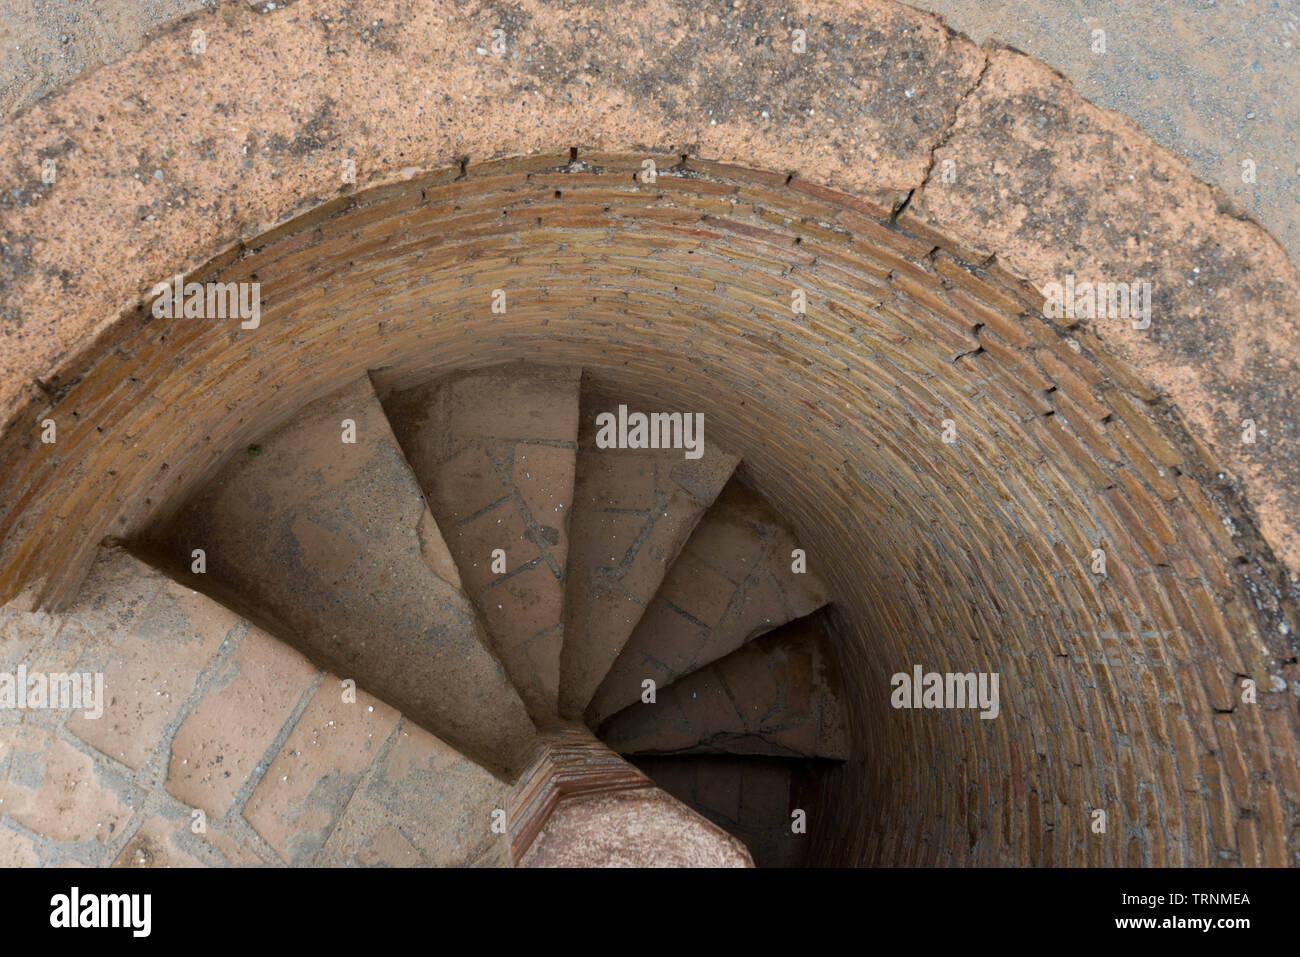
xmin=506 ymin=726 xmax=753 ymax=867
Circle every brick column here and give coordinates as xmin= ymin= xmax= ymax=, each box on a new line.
xmin=506 ymin=727 xmax=753 ymax=867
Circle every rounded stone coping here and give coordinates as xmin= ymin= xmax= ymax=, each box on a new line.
xmin=0 ymin=0 xmax=1295 ymax=582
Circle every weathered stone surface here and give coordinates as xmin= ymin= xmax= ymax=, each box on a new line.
xmin=0 ymin=546 xmax=516 ymax=867
xmin=317 ymin=718 xmax=509 ymax=867
xmin=0 ymin=725 xmax=135 ymax=845
xmin=65 ymin=573 xmax=236 ymax=770
xmin=141 ymin=376 xmax=538 ymax=777
xmin=382 ymin=365 xmax=580 ymax=721
xmin=588 ymin=480 xmax=829 ymax=724
xmin=599 ymin=613 xmax=847 ymax=760
xmin=165 ymin=627 xmax=318 ymax=817
xmin=242 ymin=681 xmax=399 ymax=865
xmin=111 ymin=812 xmax=268 ymax=868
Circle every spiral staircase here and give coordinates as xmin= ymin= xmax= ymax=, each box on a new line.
xmin=72 ymin=363 xmax=846 ymax=867
xmin=3 ymin=0 xmax=1299 ymax=872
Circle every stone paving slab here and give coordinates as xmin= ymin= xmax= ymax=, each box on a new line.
xmin=0 ymin=547 xmax=512 ymax=867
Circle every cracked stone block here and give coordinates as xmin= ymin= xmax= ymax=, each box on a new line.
xmin=382 ymin=366 xmax=580 ymax=723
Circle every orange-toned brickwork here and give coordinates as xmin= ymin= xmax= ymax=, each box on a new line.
xmin=0 ymin=152 xmax=1294 ymax=866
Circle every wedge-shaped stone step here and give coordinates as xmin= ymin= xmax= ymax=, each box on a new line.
xmin=380 ymin=365 xmax=580 ymax=722
xmin=558 ymin=394 xmax=738 ymax=719
xmin=140 ymin=376 xmax=536 ymax=778
xmin=587 ymin=480 xmax=830 ymax=725
xmin=597 ymin=613 xmax=847 ymax=760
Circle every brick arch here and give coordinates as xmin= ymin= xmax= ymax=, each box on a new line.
xmin=0 ymin=0 xmax=1296 ymax=867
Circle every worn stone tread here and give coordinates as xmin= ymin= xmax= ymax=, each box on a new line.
xmin=587 ymin=480 xmax=829 ymax=725
xmin=598 ymin=613 xmax=847 ymax=760
xmin=381 ymin=364 xmax=580 ymax=722
xmin=141 ymin=376 xmax=537 ymax=777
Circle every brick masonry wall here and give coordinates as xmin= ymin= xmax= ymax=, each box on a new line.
xmin=0 ymin=151 xmax=1295 ymax=866
xmin=1 ymin=0 xmax=1296 ymax=581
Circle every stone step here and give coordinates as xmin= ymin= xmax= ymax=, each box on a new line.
xmin=380 ymin=365 xmax=581 ymax=722
xmin=0 ymin=548 xmax=509 ymax=868
xmin=586 ymin=479 xmax=830 ymax=725
xmin=139 ymin=376 xmax=537 ymax=778
xmin=597 ymin=613 xmax=848 ymax=760
xmin=557 ymin=393 xmax=738 ymax=719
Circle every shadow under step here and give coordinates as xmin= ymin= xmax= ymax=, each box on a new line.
xmin=586 ymin=478 xmax=830 ymax=726
xmin=631 ymin=754 xmax=830 ymax=868
xmin=597 ymin=611 xmax=848 ymax=760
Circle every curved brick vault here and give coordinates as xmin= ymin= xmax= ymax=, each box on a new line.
xmin=0 ymin=0 xmax=1298 ymax=867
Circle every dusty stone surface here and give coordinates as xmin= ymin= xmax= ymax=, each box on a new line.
xmin=912 ymin=0 xmax=1300 ymax=265
xmin=599 ymin=612 xmax=847 ymax=760
xmin=9 ymin=0 xmax=1294 ymax=266
xmin=139 ymin=375 xmax=538 ymax=777
xmin=0 ymin=547 xmax=510 ymax=867
xmin=165 ymin=626 xmax=317 ymax=817
xmin=588 ymin=478 xmax=830 ymax=724
xmin=1 ymin=550 xmax=272 ymax=866
xmin=0 ymin=0 xmax=204 ymax=118
xmin=241 ymin=681 xmax=393 ymax=865
xmin=317 ymin=717 xmax=509 ymax=867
